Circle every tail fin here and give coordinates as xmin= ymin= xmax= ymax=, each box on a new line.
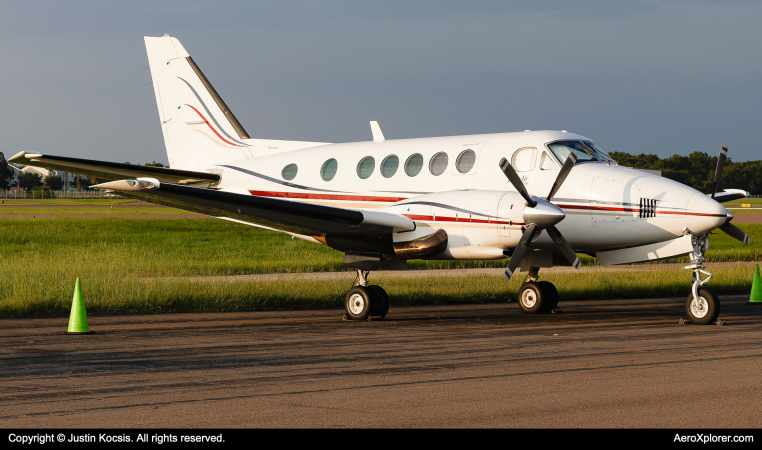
xmin=145 ymin=35 xmax=253 ymax=169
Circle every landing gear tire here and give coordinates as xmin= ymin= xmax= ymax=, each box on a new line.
xmin=345 ymin=286 xmax=374 ymax=320
xmin=368 ymin=285 xmax=389 ymax=319
xmin=517 ymin=281 xmax=548 ymax=314
xmin=538 ymin=281 xmax=559 ymax=312
xmin=686 ymin=288 xmax=720 ymax=325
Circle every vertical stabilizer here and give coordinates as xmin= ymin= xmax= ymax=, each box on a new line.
xmin=144 ymin=35 xmax=253 ymax=169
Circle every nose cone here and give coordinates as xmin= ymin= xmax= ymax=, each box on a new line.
xmin=524 ymin=198 xmax=566 ymax=228
xmin=686 ymin=194 xmax=728 ymax=235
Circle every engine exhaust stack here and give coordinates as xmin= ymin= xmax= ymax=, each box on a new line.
xmin=393 ymin=229 xmax=448 ymax=260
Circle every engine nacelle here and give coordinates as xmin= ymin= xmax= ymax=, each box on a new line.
xmin=381 ymin=190 xmax=527 ymax=260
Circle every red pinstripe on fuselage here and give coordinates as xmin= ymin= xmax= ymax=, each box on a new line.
xmin=246 ymin=190 xmax=726 ymax=219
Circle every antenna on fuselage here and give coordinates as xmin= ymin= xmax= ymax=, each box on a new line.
xmin=370 ymin=121 xmax=385 ymax=143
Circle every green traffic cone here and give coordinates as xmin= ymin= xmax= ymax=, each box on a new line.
xmin=749 ymin=264 xmax=762 ymax=304
xmin=64 ymin=278 xmax=94 ymax=334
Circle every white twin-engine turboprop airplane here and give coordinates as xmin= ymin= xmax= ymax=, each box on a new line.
xmin=11 ymin=35 xmax=751 ymax=325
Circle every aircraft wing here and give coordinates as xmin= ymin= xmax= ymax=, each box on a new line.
xmin=709 ymin=189 xmax=750 ymax=203
xmin=9 ymin=151 xmax=413 ymax=238
xmin=101 ymin=180 xmax=412 ymax=238
xmin=8 ymin=151 xmax=220 ymax=187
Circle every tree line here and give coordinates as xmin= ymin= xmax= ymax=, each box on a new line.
xmin=2 ymin=150 xmax=759 ymax=195
xmin=609 ymin=151 xmax=761 ymax=195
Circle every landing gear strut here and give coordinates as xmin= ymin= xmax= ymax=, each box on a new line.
xmin=683 ymin=233 xmax=720 ymax=325
xmin=344 ymin=270 xmax=390 ymax=321
xmin=517 ymin=267 xmax=559 ymax=314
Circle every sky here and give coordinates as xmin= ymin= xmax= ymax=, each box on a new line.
xmin=1 ymin=0 xmax=760 ymax=165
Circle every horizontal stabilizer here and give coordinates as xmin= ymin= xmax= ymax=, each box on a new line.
xmin=8 ymin=152 xmax=219 ymax=187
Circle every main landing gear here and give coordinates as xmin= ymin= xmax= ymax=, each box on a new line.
xmin=344 ymin=270 xmax=390 ymax=321
xmin=684 ymin=233 xmax=720 ymax=325
xmin=516 ymin=267 xmax=559 ymax=314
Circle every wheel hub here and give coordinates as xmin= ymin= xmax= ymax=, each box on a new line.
xmin=690 ymin=296 xmax=709 ymax=319
xmin=349 ymin=293 xmax=366 ymax=315
xmin=521 ymin=289 xmax=537 ymax=308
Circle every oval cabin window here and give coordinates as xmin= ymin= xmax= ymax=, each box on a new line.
xmin=380 ymin=155 xmax=399 ymax=178
xmin=281 ymin=164 xmax=298 ymax=180
xmin=455 ymin=149 xmax=476 ymax=173
xmin=356 ymin=156 xmax=375 ymax=179
xmin=321 ymin=158 xmax=338 ymax=181
xmin=429 ymin=152 xmax=449 ymax=176
xmin=405 ymin=154 xmax=423 ymax=177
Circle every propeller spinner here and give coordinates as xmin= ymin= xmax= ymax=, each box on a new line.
xmin=499 ymin=153 xmax=581 ymax=281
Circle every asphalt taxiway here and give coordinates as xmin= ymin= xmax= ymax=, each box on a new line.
xmin=1 ymin=295 xmax=761 ymax=428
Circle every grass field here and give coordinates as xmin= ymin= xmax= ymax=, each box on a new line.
xmin=1 ymin=199 xmax=139 ymax=206
xmin=0 ymin=208 xmax=197 ymax=215
xmin=3 ymin=265 xmax=756 ymax=318
xmin=724 ymin=197 xmax=762 ymax=208
xmin=1 ymin=217 xmax=760 ymax=317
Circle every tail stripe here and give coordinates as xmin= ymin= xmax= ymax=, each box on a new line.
xmin=186 ymin=56 xmax=250 ymax=140
xmin=184 ymin=104 xmax=244 ymax=148
xmin=177 ymin=77 xmax=248 ymax=146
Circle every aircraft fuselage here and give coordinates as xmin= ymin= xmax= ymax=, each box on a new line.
xmin=204 ymin=130 xmax=728 ymax=259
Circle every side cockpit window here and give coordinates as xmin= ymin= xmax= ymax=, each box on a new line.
xmin=540 ymin=152 xmax=558 ymax=170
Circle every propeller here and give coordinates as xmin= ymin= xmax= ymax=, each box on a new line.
xmin=547 ymin=152 xmax=578 ymax=201
xmin=499 ymin=155 xmax=581 ymax=281
xmin=499 ymin=158 xmax=536 ymax=208
xmin=504 ymin=224 xmax=538 ymax=280
xmin=721 ymin=221 xmax=750 ymax=244
xmin=711 ymin=145 xmax=728 ymax=199
xmin=709 ymin=145 xmax=750 ymax=244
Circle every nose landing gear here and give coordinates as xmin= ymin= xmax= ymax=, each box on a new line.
xmin=517 ymin=267 xmax=559 ymax=314
xmin=343 ymin=270 xmax=390 ymax=321
xmin=683 ymin=233 xmax=720 ymax=325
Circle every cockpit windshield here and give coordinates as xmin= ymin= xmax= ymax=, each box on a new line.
xmin=547 ymin=141 xmax=598 ymax=164
xmin=547 ymin=140 xmax=616 ymax=165
xmin=582 ymin=141 xmax=616 ymax=164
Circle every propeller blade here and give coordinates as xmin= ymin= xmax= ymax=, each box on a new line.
xmin=504 ymin=224 xmax=538 ymax=280
xmin=547 ymin=152 xmax=578 ymax=201
xmin=711 ymin=145 xmax=728 ymax=199
xmin=499 ymin=157 xmax=537 ymax=208
xmin=546 ymin=226 xmax=581 ymax=269
xmin=720 ymin=222 xmax=749 ymax=244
